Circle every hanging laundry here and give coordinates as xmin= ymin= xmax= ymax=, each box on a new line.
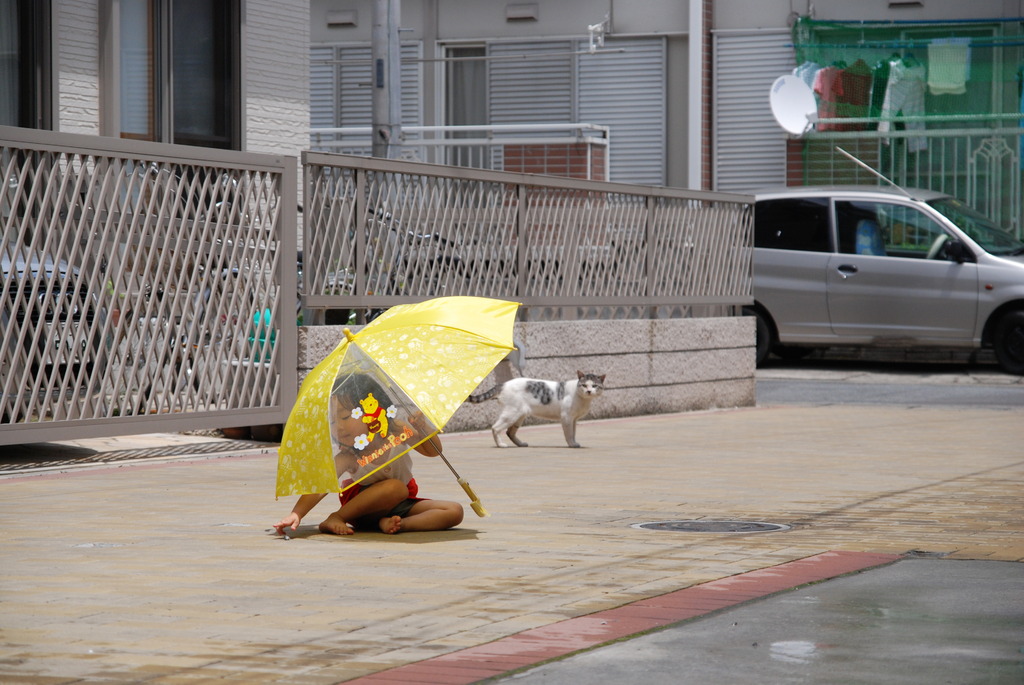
xmin=813 ymin=60 xmax=873 ymax=131
xmin=1018 ymin=66 xmax=1024 ymax=170
xmin=879 ymin=57 xmax=928 ymax=152
xmin=869 ymin=58 xmax=892 ymax=122
xmin=793 ymin=60 xmax=822 ymax=90
xmin=837 ymin=59 xmax=873 ymax=130
xmin=927 ymin=37 xmax=971 ymax=95
xmin=813 ymin=64 xmax=845 ymax=131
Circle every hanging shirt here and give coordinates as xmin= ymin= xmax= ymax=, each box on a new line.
xmin=813 ymin=61 xmax=873 ymax=132
xmin=869 ymin=59 xmax=891 ymax=123
xmin=879 ymin=59 xmax=928 ymax=152
xmin=813 ymin=65 xmax=845 ymax=131
xmin=1019 ymin=67 xmax=1024 ymax=170
xmin=837 ymin=59 xmax=874 ymax=130
xmin=927 ymin=37 xmax=971 ymax=95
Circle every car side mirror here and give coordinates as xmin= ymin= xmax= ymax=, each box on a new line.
xmin=945 ymin=239 xmax=970 ymax=264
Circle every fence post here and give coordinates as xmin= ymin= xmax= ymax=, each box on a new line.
xmin=516 ymin=182 xmax=528 ymax=318
xmin=645 ymin=194 xmax=656 ymax=319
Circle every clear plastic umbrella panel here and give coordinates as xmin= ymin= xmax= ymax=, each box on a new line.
xmin=275 ymin=297 xmax=519 ymax=514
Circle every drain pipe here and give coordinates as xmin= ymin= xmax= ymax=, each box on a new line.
xmin=688 ymin=0 xmax=705 ymax=190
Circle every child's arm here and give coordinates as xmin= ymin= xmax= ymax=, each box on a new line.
xmin=274 ymin=493 xmax=328 ymax=534
xmin=406 ymin=412 xmax=442 ymax=457
xmin=414 ymin=433 xmax=442 ymax=457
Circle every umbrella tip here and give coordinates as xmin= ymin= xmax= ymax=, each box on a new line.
xmin=343 ymin=328 xmax=355 ymax=342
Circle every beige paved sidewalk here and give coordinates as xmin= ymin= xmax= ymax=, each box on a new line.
xmin=1 ymin=404 xmax=1022 ymax=683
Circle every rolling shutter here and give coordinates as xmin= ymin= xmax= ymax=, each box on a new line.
xmin=310 ymin=46 xmax=335 ymax=128
xmin=489 ymin=41 xmax=573 ymax=124
xmin=578 ymin=37 xmax=666 ymax=186
xmin=308 ymin=43 xmax=422 ymax=129
xmin=712 ymin=30 xmax=795 ymax=191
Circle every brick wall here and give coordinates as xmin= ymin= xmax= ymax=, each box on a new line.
xmin=786 ymin=139 xmax=803 ymax=186
xmin=503 ymin=143 xmax=607 ymax=181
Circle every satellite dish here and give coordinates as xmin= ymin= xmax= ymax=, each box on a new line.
xmin=770 ymin=75 xmax=818 ymax=136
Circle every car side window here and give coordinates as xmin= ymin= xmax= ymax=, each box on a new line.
xmin=754 ymin=198 xmax=831 ymax=252
xmin=836 ymin=200 xmax=952 ymax=259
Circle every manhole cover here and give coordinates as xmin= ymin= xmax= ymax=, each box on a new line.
xmin=631 ymin=520 xmax=791 ymax=533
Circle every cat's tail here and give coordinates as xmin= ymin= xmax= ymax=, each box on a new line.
xmin=467 ymin=384 xmax=503 ymax=403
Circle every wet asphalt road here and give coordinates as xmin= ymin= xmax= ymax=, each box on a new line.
xmin=490 ymin=559 xmax=1024 ymax=685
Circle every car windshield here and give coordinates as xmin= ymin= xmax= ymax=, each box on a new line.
xmin=928 ymin=198 xmax=1024 ymax=256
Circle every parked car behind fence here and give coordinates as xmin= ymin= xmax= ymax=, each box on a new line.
xmin=747 ymin=186 xmax=1024 ymax=375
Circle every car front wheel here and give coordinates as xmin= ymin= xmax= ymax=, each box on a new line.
xmin=993 ymin=310 xmax=1024 ymax=375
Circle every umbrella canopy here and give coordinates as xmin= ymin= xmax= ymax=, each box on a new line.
xmin=276 ymin=296 xmax=519 ymax=497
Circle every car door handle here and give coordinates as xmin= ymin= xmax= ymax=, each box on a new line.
xmin=836 ymin=264 xmax=858 ymax=279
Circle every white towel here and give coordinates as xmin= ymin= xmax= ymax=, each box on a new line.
xmin=927 ymin=37 xmax=970 ymax=95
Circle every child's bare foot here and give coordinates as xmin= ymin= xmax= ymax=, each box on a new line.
xmin=319 ymin=512 xmax=355 ymax=535
xmin=379 ymin=515 xmax=402 ymax=534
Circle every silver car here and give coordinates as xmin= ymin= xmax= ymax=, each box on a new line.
xmin=747 ymin=186 xmax=1024 ymax=375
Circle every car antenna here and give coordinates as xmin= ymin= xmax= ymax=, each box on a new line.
xmin=834 ymin=146 xmax=915 ymax=199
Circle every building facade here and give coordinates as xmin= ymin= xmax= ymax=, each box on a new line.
xmin=311 ymin=0 xmax=1024 ymax=223
xmin=2 ymin=0 xmax=309 ymax=161
xmin=309 ymin=0 xmax=700 ymax=187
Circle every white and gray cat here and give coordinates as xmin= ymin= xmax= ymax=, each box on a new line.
xmin=469 ymin=371 xmax=606 ymax=448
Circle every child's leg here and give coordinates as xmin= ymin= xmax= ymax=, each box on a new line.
xmin=319 ymin=478 xmax=409 ymax=535
xmin=393 ymin=499 xmax=464 ymax=533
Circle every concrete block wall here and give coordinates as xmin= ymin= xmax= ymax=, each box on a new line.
xmin=298 ymin=317 xmax=755 ymax=435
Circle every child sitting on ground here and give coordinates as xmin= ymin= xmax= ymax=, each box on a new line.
xmin=273 ymin=376 xmax=463 ymax=536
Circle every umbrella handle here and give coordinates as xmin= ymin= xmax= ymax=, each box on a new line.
xmin=431 ymin=445 xmax=489 ymax=518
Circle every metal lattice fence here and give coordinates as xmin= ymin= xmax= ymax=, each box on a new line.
xmin=1 ymin=127 xmax=297 ymax=444
xmin=302 ymin=152 xmax=753 ymax=323
xmin=1 ymin=130 xmax=750 ymax=446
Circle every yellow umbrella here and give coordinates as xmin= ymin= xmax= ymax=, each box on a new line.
xmin=276 ymin=296 xmax=519 ymax=516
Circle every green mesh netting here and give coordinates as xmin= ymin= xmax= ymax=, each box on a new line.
xmin=787 ymin=17 xmax=1024 ymax=235
xmin=792 ymin=16 xmax=1024 ymax=124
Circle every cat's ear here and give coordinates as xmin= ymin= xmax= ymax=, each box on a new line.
xmin=577 ymin=370 xmax=584 ymax=378
xmin=599 ymin=375 xmax=606 ymax=383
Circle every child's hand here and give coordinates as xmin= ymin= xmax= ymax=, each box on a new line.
xmin=273 ymin=512 xmax=301 ymax=535
xmin=407 ymin=411 xmax=433 ymax=434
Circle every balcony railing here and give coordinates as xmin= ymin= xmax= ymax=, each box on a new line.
xmin=311 ymin=123 xmax=611 ymax=181
xmin=799 ymin=114 xmax=1024 ymax=238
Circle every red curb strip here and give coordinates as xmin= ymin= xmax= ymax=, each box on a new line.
xmin=346 ymin=550 xmax=901 ymax=685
